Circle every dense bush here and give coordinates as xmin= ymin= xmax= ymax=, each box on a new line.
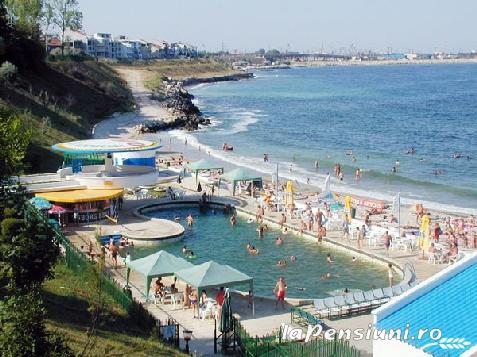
xmin=0 ymin=217 xmax=23 ymax=237
xmin=0 ymin=61 xmax=18 ymax=82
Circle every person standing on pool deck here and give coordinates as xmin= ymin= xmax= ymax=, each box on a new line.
xmin=274 ymin=277 xmax=287 ymax=310
xmin=382 ymin=231 xmax=392 ymax=256
xmin=387 ymin=263 xmax=394 ymax=287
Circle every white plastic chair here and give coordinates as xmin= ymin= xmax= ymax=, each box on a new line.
xmin=171 ymin=292 xmax=183 ymax=309
xmin=199 ymin=301 xmax=217 ymax=320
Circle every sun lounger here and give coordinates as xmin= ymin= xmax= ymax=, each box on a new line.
xmin=313 ymin=299 xmax=329 ymax=318
xmin=382 ymin=287 xmax=394 ymax=299
xmin=353 ymin=292 xmax=372 ymax=311
xmin=324 ymin=297 xmax=341 ymax=317
xmin=334 ymin=295 xmax=351 ymax=315
xmin=364 ymin=290 xmax=381 ymax=308
xmin=372 ymin=288 xmax=388 ymax=304
xmin=392 ymin=285 xmax=403 ymax=295
xmin=398 ymin=283 xmax=411 ymax=294
xmin=344 ymin=293 xmax=361 ymax=314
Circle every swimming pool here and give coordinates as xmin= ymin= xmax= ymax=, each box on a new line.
xmin=133 ymin=205 xmax=388 ymax=299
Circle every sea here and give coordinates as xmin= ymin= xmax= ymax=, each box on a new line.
xmin=167 ymin=64 xmax=477 ymax=215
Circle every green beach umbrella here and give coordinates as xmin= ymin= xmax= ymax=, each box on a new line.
xmin=29 ymin=196 xmax=52 ymax=210
xmin=219 ymin=288 xmax=232 ymax=333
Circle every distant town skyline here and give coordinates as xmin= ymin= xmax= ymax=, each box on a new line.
xmin=78 ymin=0 xmax=477 ymax=54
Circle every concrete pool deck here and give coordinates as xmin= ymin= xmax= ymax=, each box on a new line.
xmin=64 ymin=178 xmax=451 ymax=356
xmin=80 ymin=198 xmax=185 ymax=245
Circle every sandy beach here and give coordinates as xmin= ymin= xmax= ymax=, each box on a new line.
xmin=95 ymin=66 xmax=475 ymax=221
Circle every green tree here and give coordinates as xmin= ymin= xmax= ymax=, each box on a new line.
xmin=41 ymin=1 xmax=55 ymax=51
xmin=5 ymin=0 xmax=42 ymax=38
xmin=50 ymin=0 xmax=82 ymax=56
xmin=0 ymin=107 xmax=32 ymax=180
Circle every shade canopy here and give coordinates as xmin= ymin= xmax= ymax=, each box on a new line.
xmin=126 ymin=250 xmax=193 ymax=299
xmin=185 ymin=159 xmax=224 ymax=183
xmin=220 ymin=168 xmax=262 ymax=196
xmin=36 ymin=189 xmax=124 ymax=203
xmin=52 ymin=138 xmax=161 ymax=155
xmin=30 ymin=196 xmax=52 ymax=210
xmin=174 ymin=261 xmax=253 ymax=290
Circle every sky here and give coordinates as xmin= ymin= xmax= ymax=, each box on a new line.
xmin=78 ymin=0 xmax=477 ymax=54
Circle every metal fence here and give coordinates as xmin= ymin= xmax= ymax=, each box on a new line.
xmin=27 ymin=205 xmax=163 ymax=334
xmin=233 ymin=317 xmax=362 ymax=357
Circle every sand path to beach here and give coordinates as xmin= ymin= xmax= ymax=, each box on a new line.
xmin=93 ymin=67 xmax=172 ymax=139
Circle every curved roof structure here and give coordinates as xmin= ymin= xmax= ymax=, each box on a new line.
xmin=52 ymin=139 xmax=161 ymax=155
xmin=36 ymin=189 xmax=124 ymax=203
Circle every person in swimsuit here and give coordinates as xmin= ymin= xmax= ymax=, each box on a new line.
xmin=187 ymin=214 xmax=194 ymax=226
xmin=110 ymin=242 xmax=119 ymax=269
xmin=387 ymin=263 xmax=394 ymax=287
xmin=326 ymin=253 xmax=334 ymax=263
xmin=276 ymin=236 xmax=284 ymax=246
xmin=230 ymin=214 xmax=237 ymax=227
xmin=383 ymin=231 xmax=392 ymax=256
xmin=189 ymin=290 xmax=198 ymax=318
xmin=274 ymin=277 xmax=287 ymax=309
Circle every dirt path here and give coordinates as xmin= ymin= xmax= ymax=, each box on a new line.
xmin=93 ymin=67 xmax=172 ymax=139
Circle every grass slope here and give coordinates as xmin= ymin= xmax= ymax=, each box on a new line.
xmin=43 ymin=262 xmax=185 ymax=357
xmin=115 ymin=58 xmax=239 ymax=90
xmin=0 ymin=60 xmax=133 ymax=173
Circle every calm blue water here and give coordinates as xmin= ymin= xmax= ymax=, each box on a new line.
xmin=134 ymin=207 xmax=388 ymax=299
xmin=171 ymin=64 xmax=477 ymax=214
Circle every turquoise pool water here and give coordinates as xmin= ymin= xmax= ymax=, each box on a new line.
xmin=134 ymin=206 xmax=388 ymax=299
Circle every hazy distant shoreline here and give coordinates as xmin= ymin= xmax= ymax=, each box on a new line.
xmin=289 ymin=58 xmax=477 ymax=68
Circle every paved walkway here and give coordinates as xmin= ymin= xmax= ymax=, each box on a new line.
xmin=96 ymin=198 xmax=184 ymax=243
xmin=64 ymin=178 xmax=453 ymax=356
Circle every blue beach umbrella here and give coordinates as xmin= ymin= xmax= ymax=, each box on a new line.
xmin=29 ymin=196 xmax=52 ymax=210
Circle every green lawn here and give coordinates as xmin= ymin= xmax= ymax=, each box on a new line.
xmin=42 ymin=262 xmax=185 ymax=356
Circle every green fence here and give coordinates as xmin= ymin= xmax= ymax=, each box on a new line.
xmin=234 ymin=317 xmax=362 ymax=357
xmin=27 ymin=205 xmax=159 ymax=333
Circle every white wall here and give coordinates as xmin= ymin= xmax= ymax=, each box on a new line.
xmin=374 ymin=338 xmax=431 ymax=357
xmin=75 ymin=171 xmax=157 ymax=189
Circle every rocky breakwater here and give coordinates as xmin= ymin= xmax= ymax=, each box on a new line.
xmin=134 ymin=80 xmax=210 ymax=134
xmin=133 ymin=72 xmax=253 ymax=134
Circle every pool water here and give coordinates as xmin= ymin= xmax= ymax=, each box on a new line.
xmin=134 ymin=207 xmax=388 ymax=299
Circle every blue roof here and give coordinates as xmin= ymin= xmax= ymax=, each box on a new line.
xmin=377 ymin=262 xmax=477 ymax=356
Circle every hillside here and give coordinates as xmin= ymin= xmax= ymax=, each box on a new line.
xmin=114 ymin=58 xmax=244 ymax=90
xmin=43 ymin=262 xmax=185 ymax=357
xmin=0 ymin=60 xmax=133 ymax=173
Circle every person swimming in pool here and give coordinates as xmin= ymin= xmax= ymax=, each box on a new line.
xmin=321 ymin=272 xmax=332 ymax=279
xmin=230 ymin=214 xmax=236 ymax=227
xmin=182 ymin=245 xmax=189 ymax=255
xmin=257 ymin=225 xmax=264 ymax=238
xmin=276 ymin=260 xmax=287 ymax=267
xmin=276 ymin=236 xmax=284 ymax=246
xmin=290 ymin=255 xmax=297 ymax=262
xmin=326 ymin=253 xmax=334 ymax=263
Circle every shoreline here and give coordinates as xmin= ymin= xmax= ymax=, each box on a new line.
xmin=96 ymin=66 xmax=475 ymax=218
xmin=288 ymin=58 xmax=477 ymax=68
